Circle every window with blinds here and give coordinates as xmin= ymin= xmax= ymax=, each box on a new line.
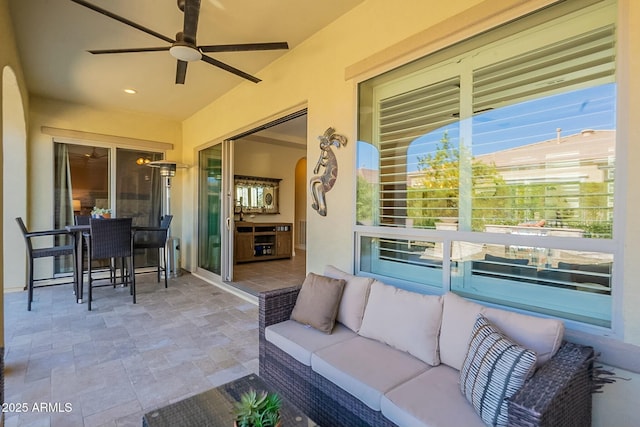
xmin=359 ymin=9 xmax=616 ymax=239
xmin=356 ymin=0 xmax=616 ymax=328
xmin=378 ymin=77 xmax=461 ymax=227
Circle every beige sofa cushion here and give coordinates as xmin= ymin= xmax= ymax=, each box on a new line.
xmin=482 ymin=306 xmax=564 ymax=367
xmin=311 ymin=336 xmax=429 ymax=410
xmin=439 ymin=292 xmax=485 ymax=370
xmin=440 ymin=293 xmax=565 ymax=369
xmin=358 ymin=281 xmax=443 ymax=366
xmin=290 ymin=273 xmax=345 ymax=333
xmin=265 ymin=320 xmax=356 ymax=366
xmin=381 ymin=365 xmax=486 ymax=427
xmin=324 ymin=265 xmax=374 ymax=332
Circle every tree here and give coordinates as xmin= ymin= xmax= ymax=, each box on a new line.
xmin=356 ymin=173 xmax=377 ymax=225
xmin=409 ymin=131 xmax=505 ymax=230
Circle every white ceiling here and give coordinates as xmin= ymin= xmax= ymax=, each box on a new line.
xmin=9 ymin=0 xmax=364 ymax=123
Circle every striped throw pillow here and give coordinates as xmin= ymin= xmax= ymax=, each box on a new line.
xmin=460 ymin=315 xmax=537 ymax=427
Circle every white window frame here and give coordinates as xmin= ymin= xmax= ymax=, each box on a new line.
xmin=355 ymin=0 xmax=619 ymax=336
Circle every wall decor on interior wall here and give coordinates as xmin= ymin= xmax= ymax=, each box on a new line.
xmin=310 ymin=127 xmax=348 ymax=216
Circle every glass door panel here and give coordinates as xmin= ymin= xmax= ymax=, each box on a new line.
xmin=116 ymin=148 xmax=163 ymax=268
xmin=54 ymin=142 xmax=110 ymax=273
xmin=199 ymin=144 xmax=223 ymax=275
xmin=56 ymin=143 xmax=110 ymax=219
xmin=115 ymin=148 xmax=163 ymax=226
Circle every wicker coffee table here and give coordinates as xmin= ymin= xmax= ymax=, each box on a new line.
xmin=142 ymin=374 xmax=319 ymax=427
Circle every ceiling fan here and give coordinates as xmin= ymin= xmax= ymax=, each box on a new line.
xmin=70 ymin=147 xmax=108 ymax=165
xmin=85 ymin=147 xmax=108 ymax=160
xmin=70 ymin=0 xmax=289 ymax=84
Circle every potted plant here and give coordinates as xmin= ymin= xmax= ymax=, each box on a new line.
xmin=91 ymin=207 xmax=111 ymax=218
xmin=233 ymin=389 xmax=282 ymax=427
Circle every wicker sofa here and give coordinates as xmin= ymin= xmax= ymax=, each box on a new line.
xmin=259 ymin=269 xmax=596 ymax=427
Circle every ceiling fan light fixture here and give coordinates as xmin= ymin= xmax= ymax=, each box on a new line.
xmin=169 ymin=43 xmax=202 ymax=62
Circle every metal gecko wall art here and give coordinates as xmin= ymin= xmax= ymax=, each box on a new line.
xmin=310 ymin=127 xmax=348 ymax=216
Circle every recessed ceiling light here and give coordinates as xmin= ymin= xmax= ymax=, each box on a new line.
xmin=124 ymin=88 xmax=137 ymax=94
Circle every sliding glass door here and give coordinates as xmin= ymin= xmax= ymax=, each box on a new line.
xmin=53 ymin=143 xmax=163 ymax=272
xmin=198 ymin=141 xmax=234 ymax=280
xmin=115 ymin=148 xmax=163 ymax=227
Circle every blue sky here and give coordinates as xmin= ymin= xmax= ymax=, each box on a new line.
xmin=357 ymin=83 xmax=616 ymax=172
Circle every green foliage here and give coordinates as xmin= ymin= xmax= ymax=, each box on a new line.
xmin=233 ymin=389 xmax=281 ymax=427
xmin=405 ymin=130 xmax=613 ymax=237
xmin=91 ymin=206 xmax=111 ymax=215
xmin=356 ymin=174 xmax=377 ymax=225
xmin=410 ymin=131 xmax=507 ymax=227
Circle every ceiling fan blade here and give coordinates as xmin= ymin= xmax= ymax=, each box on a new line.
xmin=89 ymin=47 xmax=170 ymax=55
xmin=199 ymin=42 xmax=289 ymax=53
xmin=176 ymin=60 xmax=188 ymax=84
xmin=70 ymin=0 xmax=175 ymax=44
xmin=182 ymin=0 xmax=201 ymax=43
xmin=200 ymin=54 xmax=261 ymax=83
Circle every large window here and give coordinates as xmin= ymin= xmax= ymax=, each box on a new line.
xmin=356 ymin=1 xmax=616 ymax=328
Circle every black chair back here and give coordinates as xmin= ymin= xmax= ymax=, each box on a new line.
xmin=89 ymin=217 xmax=133 ymax=260
xmin=75 ymin=215 xmax=91 ymax=226
xmin=161 ymin=215 xmax=173 ymax=229
xmin=132 ymin=215 xmax=174 ymax=288
xmin=134 ymin=215 xmax=173 ymax=248
xmin=16 ymin=217 xmax=33 ymax=253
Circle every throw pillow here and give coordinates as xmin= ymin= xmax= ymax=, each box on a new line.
xmin=358 ymin=281 xmax=443 ymax=365
xmin=460 ymin=315 xmax=537 ymax=427
xmin=324 ymin=265 xmax=374 ymax=332
xmin=290 ymin=273 xmax=346 ymax=333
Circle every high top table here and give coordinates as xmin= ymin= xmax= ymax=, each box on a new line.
xmin=142 ymin=374 xmax=318 ymax=427
xmin=65 ymin=224 xmax=90 ymax=303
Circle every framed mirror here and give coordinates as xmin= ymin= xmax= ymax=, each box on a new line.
xmin=234 ymin=175 xmax=281 ymax=214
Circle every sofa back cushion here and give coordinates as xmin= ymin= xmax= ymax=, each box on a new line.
xmin=440 ymin=293 xmax=565 ymax=369
xmin=290 ymin=273 xmax=346 ymax=333
xmin=324 ymin=265 xmax=374 ymax=332
xmin=439 ymin=292 xmax=485 ymax=370
xmin=358 ymin=281 xmax=443 ymax=365
xmin=482 ymin=306 xmax=564 ymax=367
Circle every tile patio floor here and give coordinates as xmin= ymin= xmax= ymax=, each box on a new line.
xmin=3 ymin=254 xmax=306 ymax=427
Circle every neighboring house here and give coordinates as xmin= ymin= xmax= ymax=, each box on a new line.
xmin=2 ymin=0 xmax=639 ymax=425
xmin=477 ymin=129 xmax=615 ymax=186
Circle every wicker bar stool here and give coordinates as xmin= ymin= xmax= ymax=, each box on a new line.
xmin=16 ymin=217 xmax=77 ymax=311
xmin=87 ymin=217 xmax=134 ymax=310
xmin=133 ymin=215 xmax=173 ymax=288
